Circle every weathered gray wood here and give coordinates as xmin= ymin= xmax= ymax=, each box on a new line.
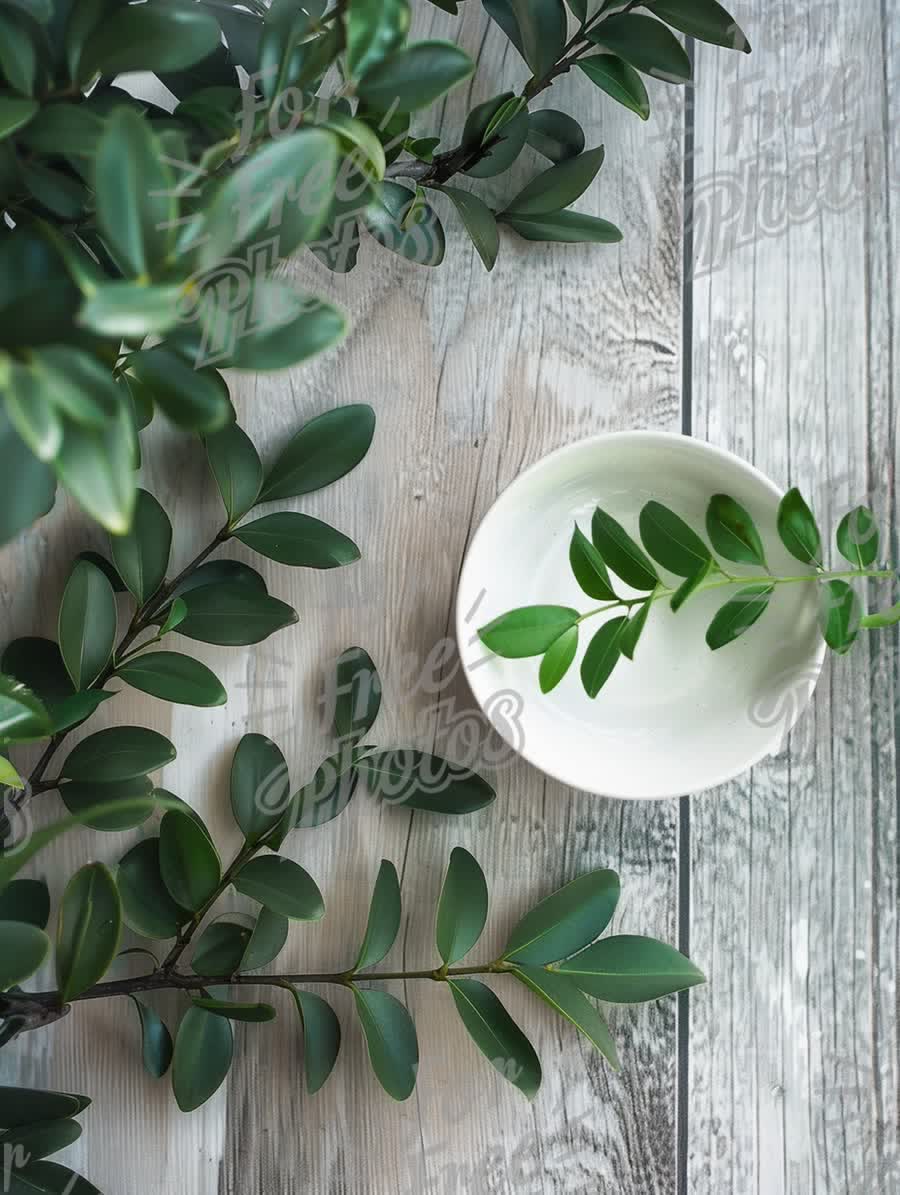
xmin=688 ymin=3 xmax=899 ymax=1192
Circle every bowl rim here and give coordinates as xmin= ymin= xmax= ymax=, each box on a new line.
xmin=454 ymin=429 xmax=827 ymax=800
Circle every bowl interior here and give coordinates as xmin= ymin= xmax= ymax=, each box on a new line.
xmin=456 ymin=433 xmax=824 ymax=799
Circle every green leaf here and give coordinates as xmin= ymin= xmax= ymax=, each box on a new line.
xmin=241 ymin=907 xmax=289 ymax=972
xmin=57 ymin=559 xmax=117 ymax=691
xmin=0 ymin=755 xmax=23 ymax=790
xmin=205 ymin=423 xmax=262 ymax=525
xmin=159 ymin=598 xmax=188 ymax=637
xmin=233 ymin=855 xmax=324 ymax=920
xmin=836 ymin=505 xmax=879 ymax=568
xmin=129 ymin=996 xmax=173 ymax=1078
xmin=169 ymin=560 xmax=269 ymax=602
xmin=776 ymin=487 xmax=822 ymax=566
xmin=62 ymin=726 xmax=176 ymax=783
xmin=18 ymin=103 xmax=104 ymax=157
xmin=0 ymin=96 xmax=38 ymax=141
xmin=277 ymin=746 xmax=368 ymax=837
xmin=591 ymin=507 xmax=659 ymax=590
xmin=435 ymin=847 xmax=488 ymax=966
xmin=0 ymin=1086 xmax=88 ymax=1129
xmin=356 ymin=750 xmax=496 ymax=814
xmin=317 ymin=111 xmax=387 ymax=181
xmin=512 ymin=964 xmax=619 ymax=1069
xmin=0 ymin=1118 xmax=83 ymax=1164
xmin=588 ymin=13 xmax=692 ymax=82
xmin=483 ymin=0 xmax=524 ymax=57
xmin=580 ymin=615 xmax=627 ymax=697
xmin=569 ymin=525 xmax=617 ymax=600
xmin=705 ymin=581 xmax=775 ymax=649
xmin=356 ymin=39 xmax=474 ymax=112
xmin=0 ymin=11 xmax=36 ymax=96
xmin=126 ymin=348 xmax=232 ymax=435
xmin=223 ymin=284 xmax=347 ymax=372
xmin=333 ymin=646 xmax=382 ymax=741
xmin=115 ymin=652 xmax=226 ymax=708
xmin=0 ymin=878 xmax=49 ymax=927
xmin=440 ymin=186 xmax=499 ymax=271
xmin=619 ymin=598 xmax=652 ymax=661
xmin=0 ymin=410 xmax=55 ymax=544
xmin=670 ymin=556 xmax=714 ymax=612
xmin=352 ymin=987 xmax=418 ymax=1100
xmin=172 ymin=1006 xmax=233 ymax=1112
xmin=0 ymin=673 xmax=51 ymax=741
xmin=818 ymin=579 xmax=861 ymax=655
xmin=291 ymin=988 xmax=341 ymax=1094
xmin=577 ymin=54 xmax=650 ymax=119
xmin=117 ymin=837 xmax=190 ymax=939
xmin=705 ymin=494 xmax=767 ymax=567
xmin=159 ymin=809 xmax=221 ymax=912
xmin=1 ymin=638 xmax=74 ymax=702
xmin=191 ymin=997 xmax=276 ymax=1022
xmin=526 ymin=109 xmax=585 ymax=163
xmin=478 ymin=605 xmax=579 ymax=658
xmin=78 ymin=282 xmax=183 ymax=338
xmin=363 ymin=181 xmax=445 ymax=266
xmin=354 ymin=860 xmax=401 ymax=970
xmin=651 ymin=0 xmax=751 ymax=51
xmin=56 ymin=863 xmax=121 ymax=1001
xmin=639 ymin=501 xmax=712 ymax=577
xmin=92 ymin=108 xmax=175 ymax=278
xmin=448 ymin=977 xmax=541 ymax=1099
xmin=0 ymin=920 xmax=49 ymax=988
xmin=503 ymin=868 xmax=619 ymax=964
xmin=28 ymin=347 xmax=119 ymax=430
xmin=61 ymin=775 xmax=156 ymax=832
xmin=233 ymin=512 xmax=360 ymax=569
xmin=175 ymin=584 xmax=298 ymax=646
xmin=465 ymin=104 xmax=528 ymax=180
xmin=558 ymin=934 xmax=706 ymax=1002
xmin=504 ymin=146 xmax=606 ymax=217
xmin=260 ymin=404 xmax=376 ymax=502
xmin=345 ymin=0 xmax=409 ymax=77
xmin=109 ymin=488 xmax=172 ymax=604
xmin=3 ymin=1159 xmax=100 ymax=1193
xmin=861 ymin=601 xmax=900 ymax=630
xmin=198 ymin=129 xmax=340 ymax=269
xmin=539 ymin=626 xmax=578 ymax=694
xmin=230 ymin=733 xmax=290 ymax=845
xmin=510 ymin=0 xmax=566 ymax=75
xmin=5 ymin=368 xmax=62 ymax=461
xmin=191 ymin=920 xmax=251 ymax=975
xmin=80 ymin=0 xmax=222 ymax=79
xmin=53 ymin=403 xmax=137 ymax=535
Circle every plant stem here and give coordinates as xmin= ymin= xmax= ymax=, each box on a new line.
xmin=160 ymin=840 xmax=257 ymax=971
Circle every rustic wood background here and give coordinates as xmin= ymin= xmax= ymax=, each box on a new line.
xmin=2 ymin=2 xmax=898 ymax=1192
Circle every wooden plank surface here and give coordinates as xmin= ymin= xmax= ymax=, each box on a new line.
xmin=688 ymin=2 xmax=899 ymax=1193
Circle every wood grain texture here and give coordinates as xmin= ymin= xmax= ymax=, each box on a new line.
xmin=688 ymin=2 xmax=899 ymax=1192
xmin=0 ymin=4 xmax=686 ymax=1195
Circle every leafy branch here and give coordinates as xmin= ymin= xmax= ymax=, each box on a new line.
xmin=479 ymin=490 xmax=899 ymax=697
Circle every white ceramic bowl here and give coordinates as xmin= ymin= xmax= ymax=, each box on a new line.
xmin=455 ymin=431 xmax=825 ymax=799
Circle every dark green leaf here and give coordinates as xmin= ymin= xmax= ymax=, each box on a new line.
xmin=352 ymin=987 xmax=418 ymax=1100
xmin=0 ymin=96 xmax=38 ymax=141
xmin=354 ymin=860 xmax=401 ymax=970
xmin=0 ymin=1119 xmax=82 ymax=1164
xmin=356 ymin=40 xmax=474 ymax=112
xmin=570 ymin=525 xmax=617 ymax=599
xmin=0 ymin=920 xmax=49 ymax=987
xmin=448 ymin=977 xmax=541 ymax=1099
xmin=223 ymin=284 xmax=347 ymax=371
xmin=836 ymin=505 xmax=879 ymax=568
xmin=53 ymin=404 xmax=137 ymax=535
xmin=588 ymin=13 xmax=692 ymax=82
xmin=115 ymin=652 xmax=226 ymax=708
xmin=169 ymin=560 xmax=267 ymax=602
xmin=233 ymin=512 xmax=360 ymax=569
xmin=478 ymin=605 xmax=580 ymax=657
xmin=345 ymin=0 xmax=409 ymax=77
xmin=172 ymin=1006 xmax=233 ymax=1112
xmin=0 ymin=673 xmax=51 ymax=742
xmin=8 ymin=1160 xmax=100 ymax=1192
xmin=818 ymin=579 xmax=861 ymax=654
xmin=356 ymin=749 xmax=496 ymax=814
xmin=503 ymin=868 xmax=619 ymax=964
xmin=233 ymin=855 xmax=324 ymax=920
xmin=61 ymin=775 xmax=155 ymax=832
xmin=62 ymin=726 xmax=176 ymax=782
xmin=776 ymin=487 xmax=822 ymax=566
xmin=652 ymin=0 xmax=751 ymax=51
xmin=508 ymin=0 xmax=566 ymax=76
xmin=158 ymin=598 xmax=188 ymax=637
xmin=278 ymin=746 xmax=367 ymax=836
xmin=191 ymin=997 xmax=276 ymax=1022
xmin=705 ymin=494 xmax=767 ymax=567
xmin=0 ymin=411 xmax=55 ymax=543
xmin=129 ymin=996 xmax=173 ymax=1078
xmin=558 ymin=934 xmax=706 ymax=1001
xmin=57 ymin=559 xmax=116 ymax=690
xmin=705 ymin=581 xmax=775 ymax=649
xmin=230 ymin=733 xmax=290 ymax=844
xmin=482 ymin=0 xmax=524 ymax=58
xmin=513 ymin=964 xmax=619 ymax=1068
xmin=0 ymin=878 xmax=49 ymax=928
xmin=526 ymin=109 xmax=585 ymax=162
xmin=56 ymin=863 xmax=121 ymax=1000
xmin=19 ymin=103 xmax=103 ymax=156
xmin=591 ymin=507 xmax=659 ymax=590
xmin=539 ymin=626 xmax=578 ymax=694
xmin=580 ymin=615 xmax=627 ymax=697
xmin=291 ymin=988 xmax=341 ymax=1094
xmin=436 ymin=847 xmax=488 ymax=966
xmin=126 ymin=348 xmax=232 ymax=435
xmin=440 ymin=186 xmax=499 ymax=271
xmin=205 ymin=423 xmax=262 ymax=525
xmin=191 ymin=920 xmax=251 ymax=975
xmin=363 ymin=181 xmax=445 ymax=266
xmin=619 ymin=598 xmax=652 ymax=660
xmin=260 ymin=403 xmax=375 ymax=502
xmin=670 ymin=555 xmax=714 ymax=611
xmin=80 ymin=0 xmax=222 ymax=79
xmin=0 ymin=1086 xmax=87 ymax=1129
xmin=504 ymin=146 xmax=606 ymax=217
xmin=0 ymin=11 xmax=36 ymax=96
xmin=333 ymin=646 xmax=382 ymax=741
xmin=159 ymin=809 xmax=221 ymax=912
xmin=241 ymin=907 xmax=289 ymax=972
xmin=109 ymin=488 xmax=172 ymax=604
xmin=639 ymin=500 xmax=712 ymax=577
xmin=78 ymin=281 xmax=183 ymax=338
xmin=1 ymin=638 xmax=72 ymax=702
xmin=175 ymin=584 xmax=298 ymax=646
xmin=117 ymin=838 xmax=190 ymax=939
xmin=577 ymin=53 xmax=650 ymax=119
